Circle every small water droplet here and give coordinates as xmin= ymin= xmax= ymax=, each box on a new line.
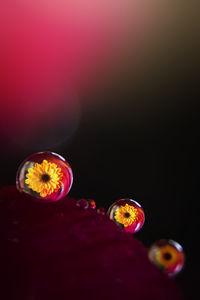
xmin=87 ymin=199 xmax=96 ymax=209
xmin=97 ymin=207 xmax=105 ymax=215
xmin=76 ymin=199 xmax=89 ymax=210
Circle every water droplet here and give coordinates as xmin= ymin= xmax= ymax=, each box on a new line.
xmin=87 ymin=199 xmax=96 ymax=209
xmin=107 ymin=199 xmax=145 ymax=234
xmin=16 ymin=151 xmax=73 ymax=202
xmin=148 ymin=239 xmax=185 ymax=276
xmin=97 ymin=207 xmax=105 ymax=215
xmin=76 ymin=199 xmax=89 ymax=210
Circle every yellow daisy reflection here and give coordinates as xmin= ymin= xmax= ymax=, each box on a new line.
xmin=114 ymin=203 xmax=138 ymax=227
xmin=25 ymin=160 xmax=63 ymax=197
xmin=156 ymin=245 xmax=178 ymax=268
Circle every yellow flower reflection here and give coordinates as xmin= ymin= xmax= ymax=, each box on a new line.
xmin=156 ymin=245 xmax=178 ymax=268
xmin=25 ymin=160 xmax=63 ymax=197
xmin=114 ymin=203 xmax=138 ymax=227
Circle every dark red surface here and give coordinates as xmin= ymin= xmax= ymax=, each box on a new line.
xmin=0 ymin=186 xmax=182 ymax=300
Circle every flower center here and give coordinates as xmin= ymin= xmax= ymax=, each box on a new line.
xmin=41 ymin=174 xmax=51 ymax=182
xmin=124 ymin=212 xmax=130 ymax=218
xmin=163 ymin=252 xmax=172 ymax=261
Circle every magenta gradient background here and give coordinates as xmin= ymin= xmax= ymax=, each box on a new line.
xmin=0 ymin=0 xmax=161 ymax=147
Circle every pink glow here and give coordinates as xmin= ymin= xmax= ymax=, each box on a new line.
xmin=0 ymin=1 xmax=160 ymax=143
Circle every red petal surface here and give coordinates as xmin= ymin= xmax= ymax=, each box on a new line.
xmin=0 ymin=186 xmax=182 ymax=299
